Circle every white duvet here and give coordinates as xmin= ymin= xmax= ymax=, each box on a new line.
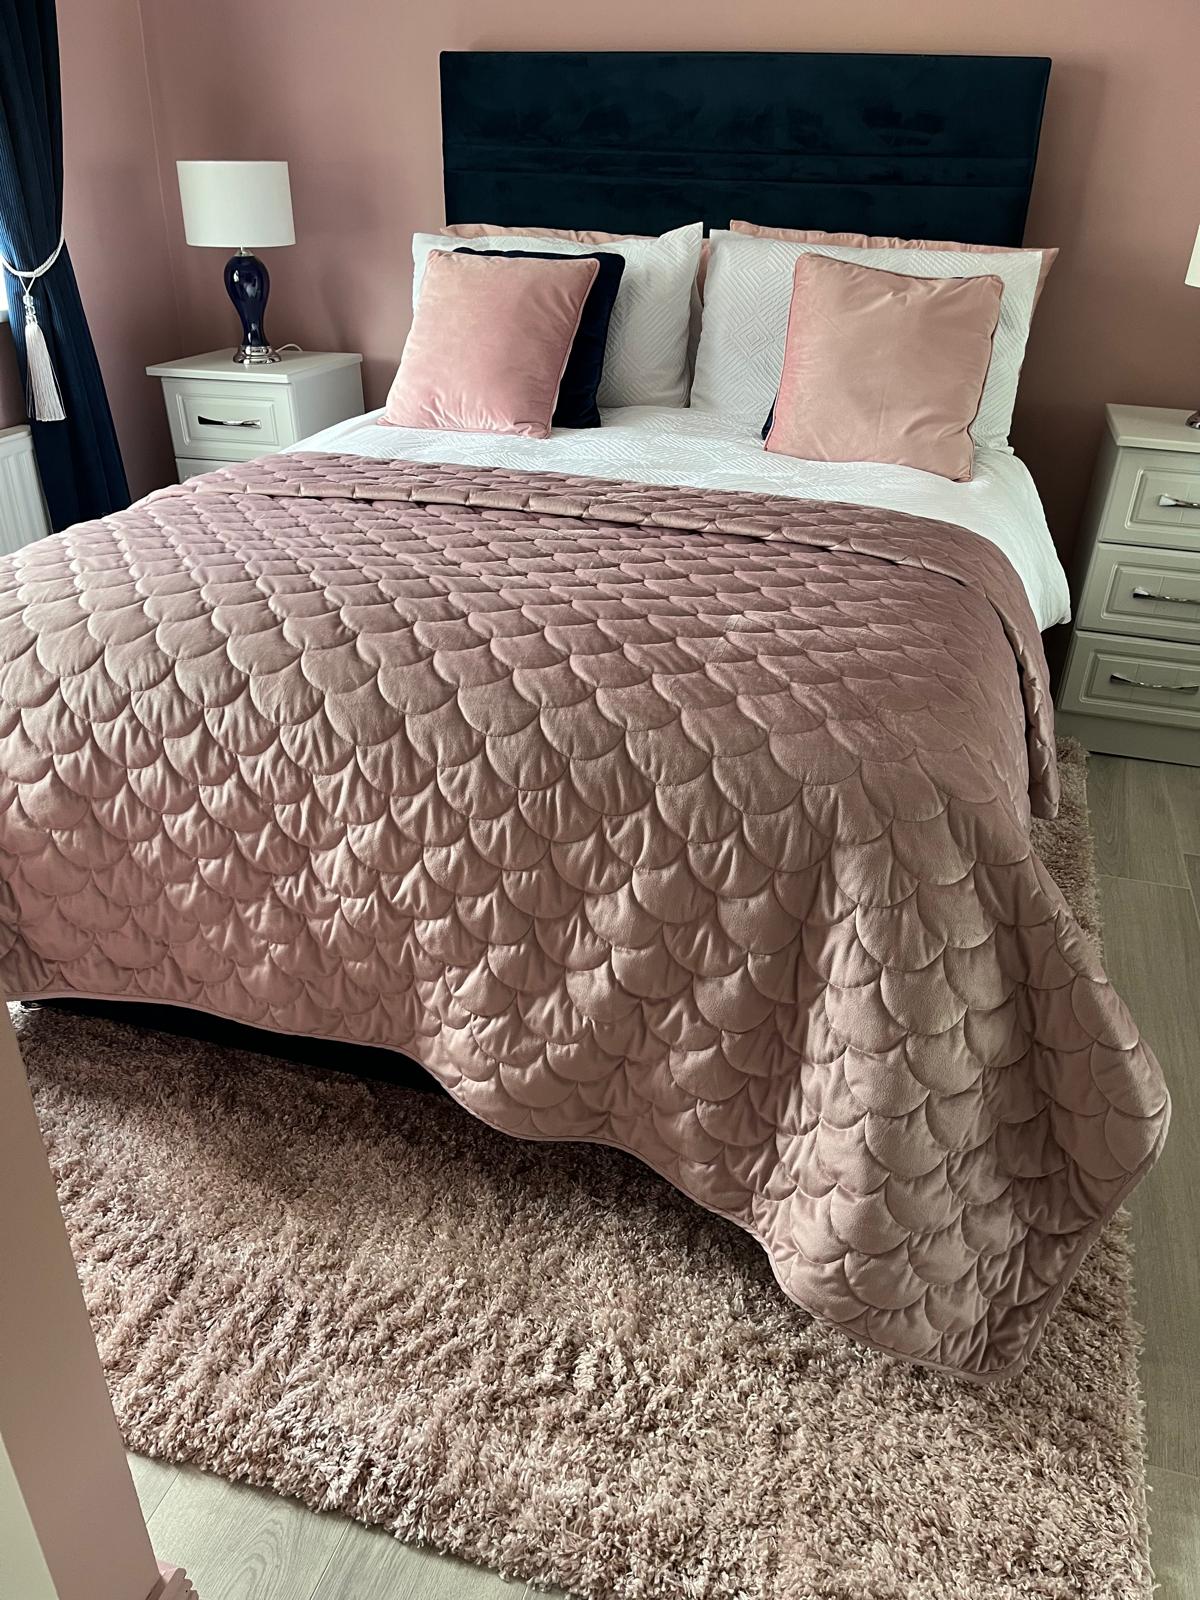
xmin=294 ymin=405 xmax=1071 ymax=632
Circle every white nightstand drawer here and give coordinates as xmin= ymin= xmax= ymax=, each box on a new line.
xmin=1059 ymin=630 xmax=1200 ymax=731
xmin=149 ymin=350 xmax=363 ymax=483
xmin=1078 ymin=543 xmax=1200 ymax=646
xmin=1103 ymin=447 xmax=1200 ymax=550
xmin=1063 ymin=410 xmax=1200 ymax=764
xmin=164 ymin=380 xmax=296 ymax=460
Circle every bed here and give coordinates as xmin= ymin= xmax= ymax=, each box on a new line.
xmin=0 ymin=52 xmax=1169 ymax=1380
xmin=299 ymin=405 xmax=1071 ymax=633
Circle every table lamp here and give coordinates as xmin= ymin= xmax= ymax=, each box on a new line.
xmin=176 ymin=160 xmax=295 ymax=364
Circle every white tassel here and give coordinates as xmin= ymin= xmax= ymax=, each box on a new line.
xmin=21 ymin=291 xmax=65 ymax=423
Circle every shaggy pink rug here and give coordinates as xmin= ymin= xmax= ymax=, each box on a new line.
xmin=19 ymin=742 xmax=1151 ymax=1600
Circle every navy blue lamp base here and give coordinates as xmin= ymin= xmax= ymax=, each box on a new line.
xmin=223 ymin=251 xmax=279 ymax=363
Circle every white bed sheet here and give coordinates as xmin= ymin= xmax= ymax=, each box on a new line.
xmin=291 ymin=406 xmax=1071 ymax=631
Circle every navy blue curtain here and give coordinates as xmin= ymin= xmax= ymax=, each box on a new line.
xmin=0 ymin=0 xmax=129 ymax=529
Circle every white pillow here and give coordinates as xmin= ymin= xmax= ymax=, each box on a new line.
xmin=412 ymin=224 xmax=704 ymax=410
xmin=691 ymin=231 xmax=1042 ymax=451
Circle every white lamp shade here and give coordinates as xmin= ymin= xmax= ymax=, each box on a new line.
xmin=177 ymin=161 xmax=295 ymax=249
xmin=1187 ymin=225 xmax=1200 ymax=289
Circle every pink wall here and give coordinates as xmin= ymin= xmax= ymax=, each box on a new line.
xmin=56 ymin=0 xmax=181 ymax=499
xmin=33 ymin=1 xmax=1200 ymax=553
xmin=0 ymin=1 xmax=181 ymax=488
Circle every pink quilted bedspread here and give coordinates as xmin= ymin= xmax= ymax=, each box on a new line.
xmin=0 ymin=455 xmax=1169 ymax=1378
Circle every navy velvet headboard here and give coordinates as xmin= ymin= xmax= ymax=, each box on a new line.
xmin=440 ymin=52 xmax=1050 ymax=246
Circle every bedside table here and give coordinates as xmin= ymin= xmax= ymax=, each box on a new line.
xmin=1056 ymin=404 xmax=1200 ymax=766
xmin=145 ymin=349 xmax=364 ymax=481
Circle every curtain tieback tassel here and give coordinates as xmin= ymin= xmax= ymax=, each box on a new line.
xmin=19 ymin=289 xmax=65 ymax=423
xmin=1 ymin=225 xmax=67 ymax=422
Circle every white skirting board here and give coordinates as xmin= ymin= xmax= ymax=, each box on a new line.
xmin=0 ymin=425 xmax=52 ymax=555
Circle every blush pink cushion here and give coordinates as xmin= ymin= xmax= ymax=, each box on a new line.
xmin=383 ymin=251 xmax=598 ymax=438
xmin=765 ymin=254 xmax=1004 ymax=482
xmin=729 ymin=220 xmax=1057 ymax=307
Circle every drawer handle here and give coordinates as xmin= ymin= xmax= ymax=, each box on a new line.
xmin=1131 ymin=585 xmax=1200 ymax=607
xmin=1157 ymin=493 xmax=1200 ymax=511
xmin=196 ymin=415 xmax=262 ymax=429
xmin=1108 ymin=672 xmax=1199 ymax=694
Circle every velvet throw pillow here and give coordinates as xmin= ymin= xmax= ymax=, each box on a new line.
xmin=693 ymin=233 xmax=1038 ymax=451
xmin=453 ymin=247 xmax=625 ymax=427
xmin=764 ymin=254 xmax=1004 ymax=482
xmin=442 ymin=222 xmax=710 ymax=365
xmin=383 ymin=251 xmax=598 ymax=438
xmin=414 ymin=225 xmax=703 ymax=408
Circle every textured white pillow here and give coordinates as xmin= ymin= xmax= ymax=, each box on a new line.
xmin=691 ymin=232 xmax=1042 ymax=451
xmin=412 ymin=224 xmax=703 ymax=409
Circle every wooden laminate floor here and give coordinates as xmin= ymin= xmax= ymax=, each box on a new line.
xmin=125 ymin=753 xmax=1200 ymax=1600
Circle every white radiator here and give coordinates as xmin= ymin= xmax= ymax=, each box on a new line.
xmin=0 ymin=426 xmax=51 ymax=556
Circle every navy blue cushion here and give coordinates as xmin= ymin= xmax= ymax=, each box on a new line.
xmin=453 ymin=247 xmax=625 ymax=428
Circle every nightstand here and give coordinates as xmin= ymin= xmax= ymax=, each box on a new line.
xmin=1056 ymin=405 xmax=1200 ymax=766
xmin=146 ymin=349 xmax=364 ymax=481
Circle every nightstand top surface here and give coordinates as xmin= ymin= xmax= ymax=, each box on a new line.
xmin=1105 ymin=404 xmax=1200 ymax=454
xmin=146 ymin=349 xmax=363 ymax=383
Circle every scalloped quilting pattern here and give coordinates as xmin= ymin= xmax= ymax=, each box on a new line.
xmin=0 ymin=455 xmax=1169 ymax=1379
